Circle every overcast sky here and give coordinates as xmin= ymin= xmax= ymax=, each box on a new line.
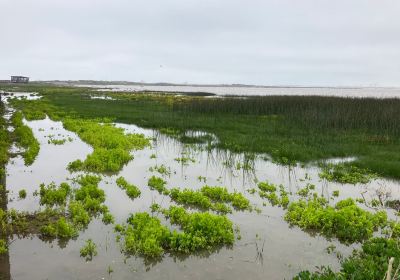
xmin=1 ymin=0 xmax=399 ymax=86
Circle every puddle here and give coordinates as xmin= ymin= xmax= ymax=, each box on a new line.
xmin=2 ymin=103 xmax=400 ymax=279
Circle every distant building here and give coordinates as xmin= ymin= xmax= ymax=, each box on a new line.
xmin=11 ymin=76 xmax=29 ymax=83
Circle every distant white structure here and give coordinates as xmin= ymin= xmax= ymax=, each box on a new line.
xmin=11 ymin=76 xmax=29 ymax=83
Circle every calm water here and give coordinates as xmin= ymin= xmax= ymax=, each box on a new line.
xmin=2 ymin=93 xmax=400 ymax=279
xmin=75 ymin=84 xmax=400 ymax=98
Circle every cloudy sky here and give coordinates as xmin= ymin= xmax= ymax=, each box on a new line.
xmin=1 ymin=0 xmax=399 ymax=86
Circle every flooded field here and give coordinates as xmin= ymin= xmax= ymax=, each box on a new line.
xmin=75 ymin=84 xmax=400 ymax=98
xmin=1 ymin=90 xmax=400 ymax=279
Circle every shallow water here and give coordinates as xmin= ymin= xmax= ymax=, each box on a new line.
xmin=76 ymin=84 xmax=400 ymax=98
xmin=3 ymin=96 xmax=400 ymax=279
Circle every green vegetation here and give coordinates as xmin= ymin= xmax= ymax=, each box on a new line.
xmin=122 ymin=212 xmax=170 ymax=258
xmin=80 ymin=239 xmax=98 ymax=261
xmin=118 ymin=206 xmax=235 ymax=258
xmin=5 ymin=84 xmax=400 ymax=178
xmin=168 ymin=186 xmax=251 ymax=212
xmin=164 ymin=206 xmax=235 ymax=253
xmin=18 ymin=189 xmax=27 ymax=199
xmin=0 ymin=239 xmax=8 ymax=254
xmin=200 ymin=186 xmax=251 ymax=210
xmin=39 ymin=182 xmax=71 ymax=207
xmin=0 ymin=102 xmax=10 ymax=168
xmin=68 ymin=201 xmax=90 ymax=228
xmin=11 ymin=111 xmax=40 ymax=165
xmin=147 ymin=176 xmax=169 ymax=195
xmin=40 ymin=217 xmax=78 ymax=239
xmin=149 ymin=164 xmax=171 ymax=176
xmin=319 ymin=163 xmax=377 ymax=184
xmin=36 ymin=175 xmax=110 ymax=240
xmin=64 ymin=118 xmax=150 ymax=172
xmin=258 ymin=181 xmax=289 ymax=208
xmin=48 ymin=138 xmax=67 ymax=145
xmin=74 ymin=175 xmax=106 ymax=214
xmin=116 ymin=176 xmax=141 ymax=199
xmin=102 ymin=211 xmax=114 ymax=225
xmin=295 ymin=237 xmax=400 ymax=279
xmin=285 ymin=197 xmax=387 ymax=243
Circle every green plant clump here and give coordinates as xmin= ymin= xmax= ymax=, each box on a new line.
xmin=118 ymin=206 xmax=235 ymax=258
xmin=11 ymin=111 xmax=40 ymax=165
xmin=165 ymin=206 xmax=235 ymax=253
xmin=0 ymin=239 xmax=7 ymax=254
xmin=123 ymin=212 xmax=170 ymax=258
xmin=285 ymin=197 xmax=387 ymax=243
xmin=48 ymin=138 xmax=67 ymax=145
xmin=18 ymin=189 xmax=27 ymax=199
xmin=116 ymin=176 xmax=141 ymax=199
xmin=39 ymin=182 xmax=71 ymax=207
xmin=319 ymin=163 xmax=377 ymax=184
xmin=147 ymin=176 xmax=169 ymax=195
xmin=40 ymin=217 xmax=78 ymax=239
xmin=200 ymin=186 xmax=251 ymax=211
xmin=257 ymin=181 xmax=290 ymax=208
xmin=74 ymin=175 xmax=106 ymax=214
xmin=294 ymin=237 xmax=400 ymax=280
xmin=68 ymin=201 xmax=90 ymax=228
xmin=80 ymin=239 xmax=98 ymax=261
xmin=64 ymin=118 xmax=150 ymax=172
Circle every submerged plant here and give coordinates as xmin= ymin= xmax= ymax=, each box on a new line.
xmin=149 ymin=164 xmax=171 ymax=176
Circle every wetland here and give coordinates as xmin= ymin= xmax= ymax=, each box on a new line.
xmin=1 ymin=84 xmax=400 ymax=279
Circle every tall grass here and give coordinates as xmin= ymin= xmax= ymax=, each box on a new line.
xmin=173 ymin=96 xmax=400 ymax=136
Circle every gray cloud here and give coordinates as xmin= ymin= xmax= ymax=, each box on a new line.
xmin=1 ymin=0 xmax=400 ymax=86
